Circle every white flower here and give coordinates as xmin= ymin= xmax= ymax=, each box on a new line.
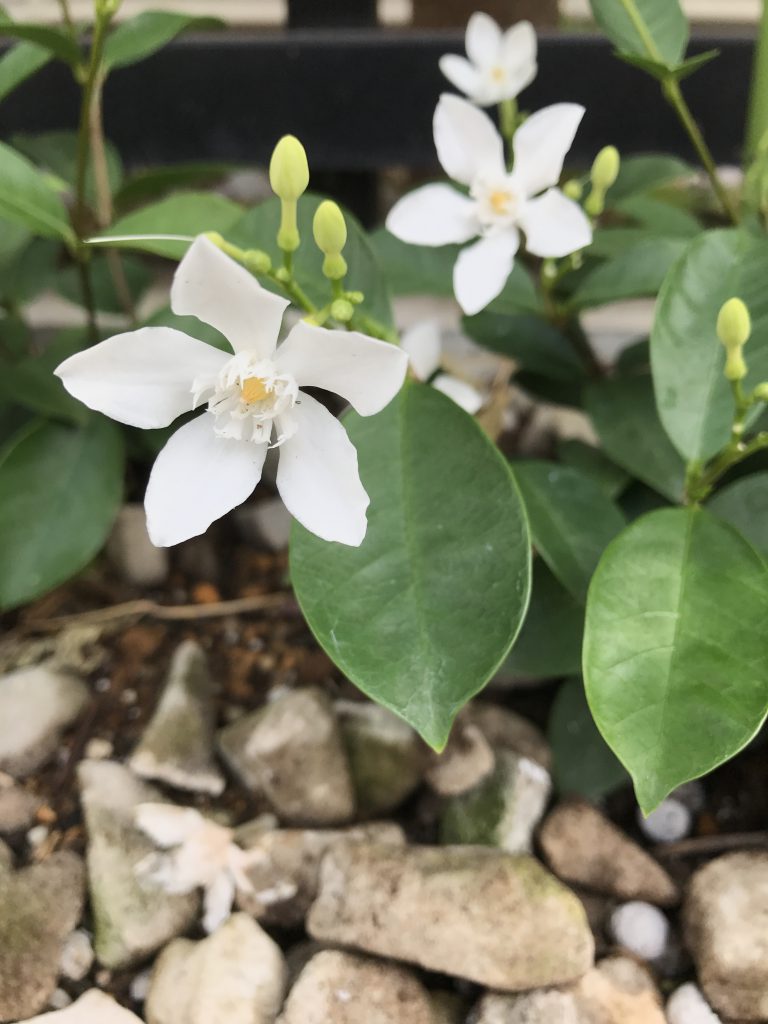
xmin=386 ymin=95 xmax=593 ymax=316
xmin=401 ymin=322 xmax=483 ymax=413
xmin=440 ymin=13 xmax=537 ymax=107
xmin=56 ymin=237 xmax=407 ymax=548
xmin=134 ymin=803 xmax=278 ymax=934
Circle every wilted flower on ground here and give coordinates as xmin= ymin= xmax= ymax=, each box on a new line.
xmin=386 ymin=95 xmax=592 ymax=315
xmin=56 ymin=236 xmax=408 ymax=548
xmin=401 ymin=322 xmax=484 ymax=413
xmin=440 ymin=13 xmax=537 ymax=107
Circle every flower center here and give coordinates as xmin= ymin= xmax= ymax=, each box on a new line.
xmin=472 ymin=175 xmax=520 ymax=229
xmin=489 ymin=190 xmax=513 ymax=215
xmin=490 ymin=65 xmax=506 ymax=83
xmin=241 ymin=376 xmax=272 ymax=404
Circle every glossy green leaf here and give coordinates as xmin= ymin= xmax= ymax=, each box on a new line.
xmin=585 ymin=373 xmax=685 ymax=501
xmin=513 ymin=461 xmax=626 ymax=603
xmin=549 ymin=677 xmax=629 ymax=800
xmin=708 ymin=473 xmax=768 ymax=554
xmin=588 ymin=0 xmax=688 ymax=64
xmin=584 ymin=506 xmax=768 ymax=813
xmin=99 ymin=192 xmax=243 ymax=258
xmin=0 ymin=21 xmax=80 ymax=66
xmin=462 ymin=311 xmax=586 ymax=380
xmin=611 ymin=154 xmax=693 ymax=200
xmin=370 ymin=228 xmax=458 ymax=296
xmin=0 ymin=417 xmax=124 ymax=609
xmin=290 ymin=382 xmax=531 ymax=749
xmin=0 ymin=42 xmax=51 ymax=102
xmin=651 ymin=230 xmax=768 ymax=462
xmin=103 ymin=12 xmax=224 ymax=69
xmin=0 ymin=141 xmax=75 ymax=244
xmin=557 ymin=439 xmax=630 ymax=498
xmin=572 ymin=237 xmax=687 ymax=309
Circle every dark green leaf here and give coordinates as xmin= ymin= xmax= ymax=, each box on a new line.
xmin=708 ymin=473 xmax=768 ymax=554
xmin=56 ymin=253 xmax=152 ymax=313
xmin=585 ymin=506 xmax=768 ymax=813
xmin=557 ymin=439 xmax=630 ymax=498
xmin=12 ymin=130 xmax=123 ymax=205
xmin=115 ymin=162 xmax=235 ymax=209
xmin=0 ymin=22 xmax=80 ymax=66
xmin=370 ymin=228 xmax=458 ymax=297
xmin=0 ymin=141 xmax=75 ymax=244
xmin=290 ymin=382 xmax=531 ymax=749
xmin=463 ymin=311 xmax=586 ymax=380
xmin=572 ymin=237 xmax=687 ymax=309
xmin=616 ymin=196 xmax=700 ymax=237
xmin=0 ymin=238 xmax=60 ymax=305
xmin=100 ymin=192 xmax=243 ymax=258
xmin=0 ymin=330 xmax=89 ymax=423
xmin=588 ymin=0 xmax=688 ymax=64
xmin=103 ymin=11 xmax=224 ymax=69
xmin=611 ymin=154 xmax=693 ymax=201
xmin=0 ymin=42 xmax=51 ymax=103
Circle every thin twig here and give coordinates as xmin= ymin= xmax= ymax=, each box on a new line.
xmin=655 ymin=831 xmax=768 ymax=859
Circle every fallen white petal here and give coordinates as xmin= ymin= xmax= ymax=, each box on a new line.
xmin=434 ymin=94 xmax=505 ymax=187
xmin=55 ymin=327 xmax=226 ymax=429
xmin=276 ymin=393 xmax=369 ymax=546
xmin=453 ymin=229 xmax=520 ymax=316
xmin=145 ymin=413 xmax=268 ymax=546
xmin=513 ymin=103 xmax=585 ymax=198
xmin=401 ymin=322 xmax=443 ymax=381
xmin=518 ymin=188 xmax=592 ymax=258
xmin=465 ymin=10 xmax=501 ymax=67
xmin=432 ymin=372 xmax=484 ymax=413
xmin=386 ymin=183 xmax=479 ymax=246
xmin=135 ymin=804 xmax=207 ymax=847
xmin=274 ymin=321 xmax=408 ymax=416
xmin=439 ymin=54 xmax=483 ymax=101
xmin=171 ymin=235 xmax=290 ymax=358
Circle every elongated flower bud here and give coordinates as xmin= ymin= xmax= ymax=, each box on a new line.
xmin=591 ymin=146 xmax=621 ymax=192
xmin=563 ymin=180 xmax=583 ymax=201
xmin=314 ymin=201 xmax=348 ymax=280
xmin=717 ymin=298 xmax=751 ymax=382
xmin=269 ymin=136 xmax=309 ymax=202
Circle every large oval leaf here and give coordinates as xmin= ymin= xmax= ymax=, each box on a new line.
xmin=0 ymin=417 xmax=124 ymax=609
xmin=584 ymin=507 xmax=768 ymax=813
xmin=290 ymin=382 xmax=531 ymax=749
xmin=651 ymin=230 xmax=768 ymax=462
xmin=708 ymin=473 xmax=768 ymax=555
xmin=588 ymin=0 xmax=688 ymax=65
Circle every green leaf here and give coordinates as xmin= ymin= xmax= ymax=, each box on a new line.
xmin=549 ymin=677 xmax=629 ymax=801
xmin=290 ymin=382 xmax=531 ymax=749
xmin=115 ymin=161 xmax=234 ymax=209
xmin=103 ymin=11 xmax=224 ymax=70
xmin=0 ymin=22 xmax=80 ymax=66
xmin=585 ymin=507 xmax=768 ymax=813
xmin=651 ymin=229 xmax=768 ymax=462
xmin=557 ymin=439 xmax=630 ymax=498
xmin=708 ymin=473 xmax=768 ymax=555
xmin=370 ymin=228 xmax=458 ymax=297
xmin=0 ymin=141 xmax=75 ymax=244
xmin=512 ymin=460 xmax=626 ymax=603
xmin=585 ymin=373 xmax=685 ymax=502
xmin=588 ymin=0 xmax=688 ymax=65
xmin=611 ymin=154 xmax=693 ymax=200
xmin=13 ymin=130 xmax=124 ymax=205
xmin=0 ymin=416 xmax=124 ymax=609
xmin=616 ymin=196 xmax=700 ymax=237
xmin=0 ymin=238 xmax=60 ymax=305
xmin=0 ymin=42 xmax=51 ymax=103
xmin=0 ymin=330 xmax=89 ymax=424
xmin=143 ymin=305 xmax=229 ymax=352
xmin=484 ymin=263 xmax=540 ymax=315
xmin=100 ymin=192 xmax=243 ymax=258
xmin=617 ymin=49 xmax=717 ymax=82
xmin=572 ymin=237 xmax=687 ymax=309
xmin=56 ymin=253 xmax=152 ymax=313
xmin=497 ymin=560 xmax=583 ymax=683
xmin=462 ymin=311 xmax=586 ymax=381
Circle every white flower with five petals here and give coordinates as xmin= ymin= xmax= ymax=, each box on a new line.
xmin=386 ymin=95 xmax=593 ymax=316
xmin=440 ymin=13 xmax=537 ymax=107
xmin=56 ymin=236 xmax=408 ymax=548
xmin=401 ymin=322 xmax=483 ymax=414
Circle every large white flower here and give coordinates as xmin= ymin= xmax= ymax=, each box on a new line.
xmin=440 ymin=13 xmax=537 ymax=107
xmin=401 ymin=322 xmax=483 ymax=414
xmin=386 ymin=95 xmax=593 ymax=316
xmin=56 ymin=236 xmax=408 ymax=548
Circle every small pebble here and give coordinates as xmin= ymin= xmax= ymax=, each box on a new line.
xmin=48 ymin=988 xmax=73 ymax=1010
xmin=95 ymin=677 xmax=112 ymax=693
xmin=59 ymin=929 xmax=95 ymax=981
xmin=129 ymin=968 xmax=153 ymax=1003
xmin=638 ymin=797 xmax=692 ymax=843
xmin=85 ymin=738 xmax=114 ymax=760
xmin=120 ymin=688 xmax=138 ymax=706
xmin=27 ymin=824 xmax=49 ymax=847
xmin=667 ymin=983 xmax=723 ymax=1023
xmin=673 ymin=780 xmax=706 ymax=812
xmin=609 ymin=901 xmax=670 ymax=961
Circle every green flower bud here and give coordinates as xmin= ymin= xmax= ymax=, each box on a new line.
xmin=584 ymin=191 xmax=605 ymax=218
xmin=717 ymin=298 xmax=752 ymax=351
xmin=724 ymin=350 xmax=748 ymax=382
xmin=591 ymin=146 xmax=621 ymax=192
xmin=753 ymin=382 xmax=768 ymax=401
xmin=269 ymin=135 xmax=309 ymax=202
xmin=242 ymin=249 xmax=272 ymax=275
xmin=274 ymin=267 xmax=291 ymax=284
xmin=331 ymin=298 xmax=354 ymax=322
xmin=322 ymin=253 xmax=348 ymax=281
xmin=313 ymin=201 xmax=348 ymax=256
xmin=277 ymin=201 xmax=300 ymax=253
xmin=347 ymin=291 xmax=364 ymax=304
xmin=563 ymin=180 xmax=583 ymax=202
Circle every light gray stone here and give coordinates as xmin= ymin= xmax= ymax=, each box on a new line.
xmin=0 ymin=782 xmax=42 ymax=833
xmin=277 ymin=950 xmax=435 ymax=1024
xmin=609 ymin=901 xmax=670 ymax=962
xmin=78 ymin=760 xmax=199 ymax=970
xmin=539 ymin=799 xmax=678 ymax=906
xmin=637 ymin=797 xmax=692 ymax=843
xmin=107 ymin=504 xmax=169 ymax=587
xmin=0 ymin=851 xmax=85 ymax=1020
xmin=426 ymin=721 xmax=495 ymax=797
xmin=218 ymin=688 xmax=355 ymax=825
xmin=308 ymin=842 xmax=594 ymax=991
xmin=146 ymin=913 xmax=286 ymax=1024
xmin=18 ymin=990 xmax=143 ymax=1023
xmin=684 ymin=852 xmax=768 ymax=1021
xmin=129 ymin=640 xmax=224 ymax=796
xmin=0 ymin=665 xmax=88 ymax=777
xmin=58 ymin=928 xmax=94 ymax=982
xmin=666 ymin=983 xmax=723 ymax=1024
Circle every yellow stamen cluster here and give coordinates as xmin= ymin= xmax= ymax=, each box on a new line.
xmin=241 ymin=377 xmax=272 ymax=404
xmin=490 ymin=190 xmax=512 ymax=215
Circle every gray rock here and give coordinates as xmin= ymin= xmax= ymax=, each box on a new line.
xmin=335 ymin=700 xmax=426 ymax=816
xmin=277 ymin=950 xmax=435 ymax=1024
xmin=218 ymin=688 xmax=355 ymax=825
xmin=609 ymin=901 xmax=670 ymax=962
xmin=0 ymin=665 xmax=89 ymax=777
xmin=129 ymin=640 xmax=225 ymax=796
xmin=0 ymin=782 xmax=42 ymax=834
xmin=236 ymin=821 xmax=405 ymax=927
xmin=78 ymin=760 xmax=199 ymax=970
xmin=58 ymin=928 xmax=94 ymax=982
xmin=107 ymin=504 xmax=169 ymax=587
xmin=18 ymin=990 xmax=144 ymax=1022
xmin=0 ymin=851 xmax=85 ymax=1020
xmin=308 ymin=842 xmax=594 ymax=991
xmin=637 ymin=798 xmax=692 ymax=843
xmin=440 ymin=750 xmax=551 ymax=853
xmin=464 ymin=701 xmax=552 ymax=770
xmin=684 ymin=852 xmax=768 ymax=1021
xmin=426 ymin=721 xmax=495 ymax=797
xmin=146 ymin=913 xmax=286 ymax=1024
xmin=539 ymin=799 xmax=678 ymax=906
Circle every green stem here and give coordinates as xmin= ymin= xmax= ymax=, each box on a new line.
xmin=747 ymin=0 xmax=768 ymax=157
xmin=499 ymin=98 xmax=517 ymax=169
xmin=687 ymin=381 xmax=764 ymax=501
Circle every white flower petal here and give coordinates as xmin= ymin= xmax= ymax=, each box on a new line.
xmin=203 ymin=871 xmax=236 ymax=933
xmin=171 ymin=235 xmax=290 ymax=358
xmin=145 ymin=413 xmax=267 ymax=547
xmin=276 ymin=393 xmax=368 ymax=546
xmin=274 ymin=321 xmax=408 ymax=417
xmin=439 ymin=54 xmax=483 ymax=101
xmin=135 ymin=804 xmax=206 ymax=847
xmin=433 ymin=94 xmax=505 ymax=186
xmin=453 ymin=229 xmax=520 ymax=316
xmin=432 ymin=373 xmax=484 ymax=414
xmin=465 ymin=11 xmax=501 ymax=67
xmin=386 ymin=183 xmax=479 ymax=246
xmin=512 ymin=103 xmax=585 ymax=198
xmin=501 ymin=20 xmax=537 ymax=89
xmin=55 ymin=327 xmax=226 ymax=429
xmin=401 ymin=322 xmax=442 ymax=381
xmin=519 ymin=188 xmax=593 ymax=258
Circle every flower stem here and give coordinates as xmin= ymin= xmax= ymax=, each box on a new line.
xmin=686 ymin=381 xmax=764 ymax=501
